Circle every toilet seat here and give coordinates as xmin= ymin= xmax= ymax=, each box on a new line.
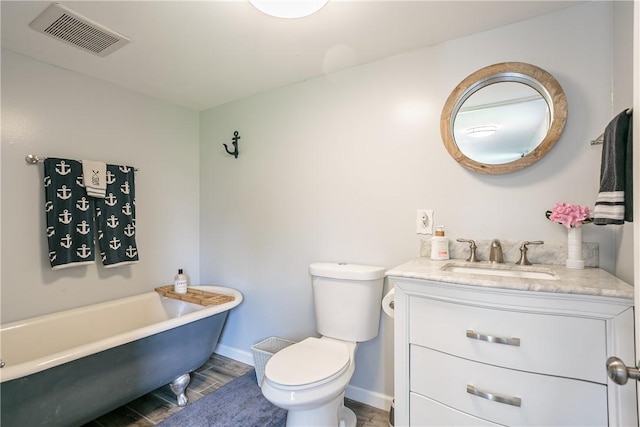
xmin=265 ymin=337 xmax=350 ymax=387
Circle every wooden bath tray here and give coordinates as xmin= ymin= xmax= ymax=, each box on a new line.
xmin=155 ymin=285 xmax=235 ymax=306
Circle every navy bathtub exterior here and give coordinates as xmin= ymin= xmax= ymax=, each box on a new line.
xmin=1 ymin=311 xmax=228 ymax=426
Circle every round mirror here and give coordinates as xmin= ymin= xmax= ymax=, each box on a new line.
xmin=441 ymin=62 xmax=567 ymax=174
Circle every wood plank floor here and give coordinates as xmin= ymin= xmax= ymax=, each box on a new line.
xmin=83 ymin=353 xmax=390 ymax=427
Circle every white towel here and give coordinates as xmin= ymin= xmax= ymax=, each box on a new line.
xmin=82 ymin=160 xmax=107 ymax=198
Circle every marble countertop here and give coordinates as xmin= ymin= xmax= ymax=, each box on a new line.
xmin=386 ymin=257 xmax=634 ymax=300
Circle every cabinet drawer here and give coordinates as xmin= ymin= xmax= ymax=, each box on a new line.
xmin=410 ymin=392 xmax=499 ymax=426
xmin=409 ymin=296 xmax=606 ymax=383
xmin=411 ymin=345 xmax=608 ymax=426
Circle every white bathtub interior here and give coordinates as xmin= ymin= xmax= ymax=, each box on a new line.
xmin=0 ymin=285 xmax=241 ymax=381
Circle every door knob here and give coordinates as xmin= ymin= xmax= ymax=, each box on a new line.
xmin=606 ymin=357 xmax=640 ymax=385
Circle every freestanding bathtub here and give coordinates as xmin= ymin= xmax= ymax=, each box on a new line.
xmin=0 ymin=285 xmax=242 ymax=427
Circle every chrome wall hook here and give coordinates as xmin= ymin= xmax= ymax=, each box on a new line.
xmin=223 ymin=131 xmax=240 ymax=159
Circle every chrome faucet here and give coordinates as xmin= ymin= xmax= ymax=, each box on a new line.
xmin=489 ymin=239 xmax=504 ymax=263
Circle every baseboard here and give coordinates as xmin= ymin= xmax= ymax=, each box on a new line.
xmin=215 ymin=343 xmax=255 ymax=366
xmin=214 ymin=345 xmax=393 ymax=412
xmin=346 ymin=384 xmax=393 ymax=412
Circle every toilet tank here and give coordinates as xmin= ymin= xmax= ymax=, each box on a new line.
xmin=309 ymin=262 xmax=386 ymax=342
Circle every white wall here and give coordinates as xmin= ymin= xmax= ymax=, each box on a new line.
xmin=613 ymin=0 xmax=635 ymax=284
xmin=1 ymin=50 xmax=201 ymax=322
xmin=200 ymin=2 xmax=631 ymax=406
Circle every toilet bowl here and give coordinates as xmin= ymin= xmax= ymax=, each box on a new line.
xmin=261 ymin=337 xmax=357 ymax=426
xmin=261 ymin=262 xmax=385 ymax=427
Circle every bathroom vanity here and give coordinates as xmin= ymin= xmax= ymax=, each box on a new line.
xmin=387 ymin=258 xmax=637 ymax=426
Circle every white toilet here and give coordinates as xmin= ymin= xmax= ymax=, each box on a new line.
xmin=261 ymin=262 xmax=386 ymax=427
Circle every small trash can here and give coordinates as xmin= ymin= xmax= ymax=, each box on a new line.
xmin=251 ymin=336 xmax=296 ymax=386
xmin=389 ymin=398 xmax=394 ymax=427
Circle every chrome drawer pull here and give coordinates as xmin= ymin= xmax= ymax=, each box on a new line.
xmin=467 ymin=384 xmax=522 ymax=407
xmin=466 ymin=329 xmax=520 ymax=346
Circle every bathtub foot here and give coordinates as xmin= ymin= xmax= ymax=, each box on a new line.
xmin=170 ymin=373 xmax=191 ymax=407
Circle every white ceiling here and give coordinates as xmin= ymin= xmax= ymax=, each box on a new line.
xmin=1 ymin=1 xmax=582 ymax=111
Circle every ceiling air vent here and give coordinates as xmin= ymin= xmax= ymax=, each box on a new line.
xmin=29 ymin=3 xmax=131 ymax=57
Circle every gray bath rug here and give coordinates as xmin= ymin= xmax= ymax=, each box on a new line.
xmin=158 ymin=370 xmax=286 ymax=427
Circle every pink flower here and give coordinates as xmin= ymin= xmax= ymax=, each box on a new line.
xmin=546 ymin=202 xmax=592 ymax=228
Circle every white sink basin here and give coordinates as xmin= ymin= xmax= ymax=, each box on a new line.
xmin=442 ymin=264 xmax=558 ymax=280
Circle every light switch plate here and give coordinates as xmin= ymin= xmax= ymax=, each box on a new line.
xmin=416 ymin=209 xmax=434 ymax=234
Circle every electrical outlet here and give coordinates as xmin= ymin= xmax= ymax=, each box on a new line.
xmin=416 ymin=209 xmax=434 ymax=234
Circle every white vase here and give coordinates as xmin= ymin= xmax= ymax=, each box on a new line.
xmin=566 ymin=226 xmax=584 ymax=269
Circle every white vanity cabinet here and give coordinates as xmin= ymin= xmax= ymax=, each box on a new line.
xmin=388 ymin=262 xmax=637 ymax=427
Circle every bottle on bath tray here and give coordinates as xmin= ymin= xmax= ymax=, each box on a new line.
xmin=174 ymin=269 xmax=188 ymax=294
xmin=430 ymin=226 xmax=450 ymax=260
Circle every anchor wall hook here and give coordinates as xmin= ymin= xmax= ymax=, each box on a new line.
xmin=223 ymin=131 xmax=240 ymax=159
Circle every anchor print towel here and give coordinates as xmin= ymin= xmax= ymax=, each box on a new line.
xmin=95 ymin=164 xmax=139 ymax=267
xmin=44 ymin=158 xmax=96 ymax=269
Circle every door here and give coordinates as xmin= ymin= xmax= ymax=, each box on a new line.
xmin=634 ymin=0 xmax=640 ymax=420
xmin=608 ymin=1 xmax=640 ymax=420
xmin=636 ymin=1 xmax=640 ymax=418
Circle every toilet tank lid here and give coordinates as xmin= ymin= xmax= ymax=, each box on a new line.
xmin=309 ymin=262 xmax=386 ymax=280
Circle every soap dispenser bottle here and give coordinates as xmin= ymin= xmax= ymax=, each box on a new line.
xmin=430 ymin=226 xmax=450 ymax=260
xmin=174 ymin=269 xmax=188 ymax=294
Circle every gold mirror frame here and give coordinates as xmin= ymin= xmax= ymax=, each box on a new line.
xmin=440 ymin=62 xmax=567 ymax=174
